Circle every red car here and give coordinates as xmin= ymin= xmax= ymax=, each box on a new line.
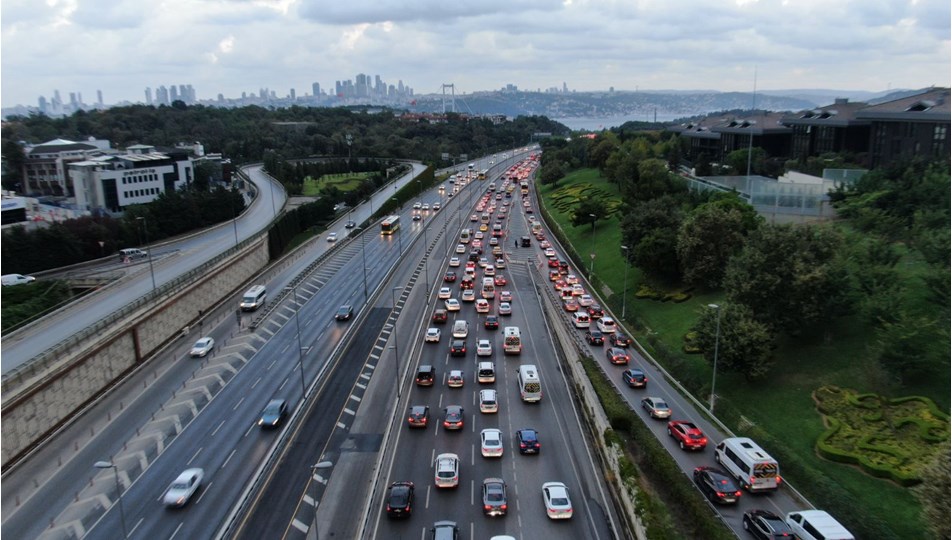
xmin=494 ymin=275 xmax=507 ymax=286
xmin=548 ymin=258 xmax=560 ymax=268
xmin=444 ymin=271 xmax=457 ymax=283
xmin=667 ymin=421 xmax=708 ymax=451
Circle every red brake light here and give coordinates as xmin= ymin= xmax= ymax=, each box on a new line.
xmin=735 ymin=490 xmax=742 ymax=496
xmin=484 ymin=505 xmax=491 ymax=511
xmin=501 ymin=504 xmax=507 ymax=510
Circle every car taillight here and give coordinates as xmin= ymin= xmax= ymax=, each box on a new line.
xmin=520 ymin=443 xmax=526 ymax=448
xmin=484 ymin=505 xmax=491 ymax=511
xmin=444 ymin=421 xmax=450 ymax=427
xmin=776 ymin=476 xmax=783 ymax=483
xmin=386 ymin=504 xmax=392 ymax=511
xmin=500 ymin=504 xmax=507 ymax=510
xmin=735 ymin=490 xmax=742 ymax=496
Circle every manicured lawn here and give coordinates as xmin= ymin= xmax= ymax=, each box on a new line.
xmin=302 ymin=173 xmax=370 ymax=196
xmin=537 ymin=168 xmax=939 ymax=538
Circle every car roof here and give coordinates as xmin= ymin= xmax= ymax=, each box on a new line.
xmin=175 ymin=468 xmax=203 ymax=481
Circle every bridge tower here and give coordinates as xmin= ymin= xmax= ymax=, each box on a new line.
xmin=441 ymin=84 xmax=456 ymax=114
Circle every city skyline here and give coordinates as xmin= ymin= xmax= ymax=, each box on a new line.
xmin=2 ymin=0 xmax=949 ymax=109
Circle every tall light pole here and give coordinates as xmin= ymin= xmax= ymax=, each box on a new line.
xmin=620 ymin=245 xmax=630 ymax=320
xmin=423 ymin=226 xmax=430 ymax=303
xmin=356 ymin=227 xmax=369 ymax=299
xmin=135 ymin=216 xmax=157 ymax=293
xmin=588 ymin=214 xmax=596 ymax=282
xmin=390 ymin=286 xmax=402 ymax=400
xmin=286 ymin=285 xmax=307 ymax=399
xmin=231 ymin=199 xmax=240 ymax=249
xmin=708 ymin=303 xmax=722 ymax=413
xmin=391 ymin=197 xmax=403 ymax=255
xmin=309 ymin=460 xmax=333 ymax=540
xmin=94 ymin=461 xmax=128 ymax=539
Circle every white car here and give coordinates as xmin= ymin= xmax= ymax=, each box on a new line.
xmin=488 ymin=237 xmax=499 ymax=246
xmin=433 ymin=203 xmax=441 ymax=211
xmin=445 ymin=298 xmax=461 ymax=311
xmin=479 ymin=257 xmax=489 ymax=268
xmin=461 ymin=289 xmax=476 ymax=302
xmin=495 ymin=258 xmax=506 ymax=268
xmin=479 ymin=389 xmax=499 ymax=414
xmin=447 ymin=370 xmax=464 ymax=388
xmin=475 ymin=299 xmax=490 ymax=313
xmin=571 ymin=284 xmax=585 ymax=296
xmin=425 ymin=328 xmax=441 ymax=343
xmin=163 ymin=468 xmax=204 ymax=507
xmin=578 ymin=294 xmax=594 ymax=307
xmin=544 ymin=248 xmax=556 ymax=257
xmin=500 ymin=291 xmax=512 ymax=302
xmin=474 ymin=231 xmax=484 ymax=240
xmin=484 ymin=265 xmax=496 ymax=276
xmin=542 ymin=482 xmax=573 ymax=519
xmin=449 ymin=257 xmax=461 ymax=267
xmin=439 ymin=287 xmax=452 ymax=299
xmin=434 ymin=453 xmax=460 ymax=488
xmin=565 ymin=274 xmax=579 ymax=285
xmin=413 ymin=202 xmax=422 ymax=210
xmin=480 ymin=428 xmax=504 ymax=457
xmin=327 ymin=232 xmax=338 ymax=242
xmin=190 ymin=337 xmax=215 ymax=358
xmin=476 ymin=338 xmax=492 ymax=356
xmin=499 ymin=302 xmax=512 ymax=316
xmin=422 ymin=203 xmax=430 ymax=211
xmin=456 ymin=244 xmax=466 ymax=254
xmin=597 ymin=317 xmax=617 ymax=333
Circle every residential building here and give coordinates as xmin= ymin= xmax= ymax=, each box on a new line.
xmin=856 ymin=87 xmax=950 ymax=168
xmin=781 ymin=98 xmax=871 ymax=161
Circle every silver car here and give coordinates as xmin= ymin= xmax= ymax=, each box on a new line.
xmin=163 ymin=468 xmax=204 ymax=507
xmin=190 ymin=337 xmax=215 ymax=358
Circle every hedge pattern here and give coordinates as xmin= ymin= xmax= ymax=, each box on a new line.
xmin=549 ymin=183 xmax=625 ymax=218
xmin=814 ymin=385 xmax=950 ymax=486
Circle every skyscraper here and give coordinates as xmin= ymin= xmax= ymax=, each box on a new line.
xmin=145 ymin=87 xmax=153 ymax=105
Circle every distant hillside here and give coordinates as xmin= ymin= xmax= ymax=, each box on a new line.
xmin=409 ymin=90 xmax=817 ymax=120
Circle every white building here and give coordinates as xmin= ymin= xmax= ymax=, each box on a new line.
xmin=21 ymin=138 xmax=113 ymax=196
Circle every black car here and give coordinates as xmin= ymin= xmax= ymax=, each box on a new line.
xmin=516 ymin=428 xmax=541 ymax=454
xmin=415 ymin=365 xmax=435 ymax=386
xmin=407 ymin=405 xmax=429 ymax=428
xmin=693 ymin=466 xmax=742 ymax=505
xmin=606 ymin=347 xmax=631 ymax=365
xmin=257 ymin=398 xmax=287 ymax=428
xmin=585 ymin=330 xmax=604 ymax=345
xmin=484 ymin=315 xmax=499 ymax=330
xmin=520 ymin=236 xmax=532 ymax=247
xmin=609 ymin=331 xmax=631 ymax=348
xmin=345 ymin=220 xmax=356 ymax=229
xmin=742 ymin=509 xmax=800 ymax=539
xmin=443 ymin=405 xmax=464 ymax=430
xmin=587 ymin=304 xmax=604 ymax=319
xmin=481 ymin=478 xmax=508 ymax=516
xmin=449 ymin=340 xmax=467 ymax=357
xmin=385 ymin=481 xmax=415 ymax=518
xmin=621 ymin=368 xmax=648 ymax=388
xmin=335 ymin=304 xmax=353 ymax=321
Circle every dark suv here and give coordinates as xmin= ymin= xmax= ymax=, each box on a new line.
xmin=407 ymin=405 xmax=430 ymax=428
xmin=516 ymin=428 xmax=541 ymax=454
xmin=415 ymin=365 xmax=435 ymax=386
xmin=622 ymin=368 xmax=648 ymax=388
xmin=742 ymin=509 xmax=799 ymax=539
xmin=520 ymin=236 xmax=532 ymax=247
xmin=432 ymin=309 xmax=448 ymax=324
xmin=449 ymin=340 xmax=467 ymax=357
xmin=385 ymin=481 xmax=415 ymax=518
xmin=609 ymin=331 xmax=631 ymax=348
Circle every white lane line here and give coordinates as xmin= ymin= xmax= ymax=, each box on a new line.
xmin=251 ymin=377 xmax=262 ymax=389
xmin=233 ymin=396 xmax=245 ymax=411
xmin=222 ymin=449 xmax=237 ymax=468
xmin=188 ymin=446 xmax=204 ymax=465
xmin=291 ymin=519 xmax=309 ymax=533
xmin=169 ymin=522 xmax=184 ymax=539
xmin=343 ymin=408 xmax=356 ymax=416
xmin=211 ymin=420 xmax=226 ymax=436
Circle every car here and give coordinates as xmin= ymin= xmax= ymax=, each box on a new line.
xmin=541 ymin=482 xmax=573 ymax=520
xmin=500 ymin=291 xmax=512 ymax=302
xmin=445 ymin=298 xmax=461 ymax=311
xmin=447 ymin=370 xmax=465 ymax=388
xmin=742 ymin=509 xmax=800 ymax=539
xmin=494 ymin=274 xmax=507 ymax=286
xmin=667 ymin=421 xmax=708 ymax=450
xmin=641 ymin=397 xmax=672 ymax=419
xmin=461 ymin=289 xmax=476 ymax=302
xmin=438 ymin=287 xmax=452 ymax=299
xmin=407 ymin=405 xmax=430 ymax=428
xmin=1 ymin=274 xmax=36 ymax=286
xmin=449 ymin=340 xmax=467 ymax=357
xmin=482 ymin=478 xmax=509 ymax=516
xmin=577 ymin=294 xmax=594 ymax=307
xmin=470 ymin=214 xmax=479 ymax=222
xmin=563 ymin=298 xmax=579 ymax=312
xmin=478 ymin=257 xmax=489 ymax=268
xmin=479 ymin=223 xmax=489 ymax=232
xmin=431 ymin=520 xmax=460 ymax=539
xmin=585 ymin=330 xmax=605 ymax=345
xmin=432 ymin=309 xmax=448 ymax=324
xmin=422 ymin=203 xmax=430 ymax=211
xmin=472 ymin=239 xmax=482 ymax=250
xmin=565 ymin=274 xmax=579 ymax=285
xmin=449 ymin=257 xmax=461 ymax=267
xmin=474 ymin=298 xmax=490 ymax=313
xmin=345 ymin=220 xmax=356 ymax=229
xmin=622 ymin=368 xmax=648 ymax=388
xmin=327 ymin=232 xmax=338 ymax=242
xmin=553 ymin=279 xmax=568 ymax=291
xmin=539 ymin=240 xmax=551 ymax=248
xmin=257 ymin=398 xmax=287 ymax=427
xmin=444 ymin=271 xmax=457 ymax=282
xmin=571 ymin=284 xmax=585 ymax=296
xmin=163 ymin=468 xmax=204 ymax=507
xmin=425 ymin=327 xmax=441 ymax=343
xmin=693 ymin=466 xmax=742 ymax=504
xmin=609 ymin=331 xmax=631 ymax=347
xmin=498 ymin=302 xmax=512 ymax=315
xmin=544 ymin=248 xmax=556 ymax=257
xmin=597 ymin=317 xmax=617 ymax=333
xmin=412 ymin=213 xmax=422 ymax=221
xmin=549 ymin=269 xmax=561 ymax=281
xmin=481 ymin=428 xmax=504 ymax=457
xmin=385 ymin=481 xmax=415 ymax=518
xmin=484 ymin=265 xmax=496 ymax=276
xmin=484 ymin=315 xmax=500 ymax=330
xmin=476 ymin=339 xmax=493 ymax=356
xmin=516 ymin=428 xmax=541 ymax=454
xmin=455 ymin=244 xmax=466 ymax=254
xmin=488 ymin=236 xmax=499 ymax=246
xmin=587 ymin=304 xmax=604 ymax=319
xmin=443 ymin=405 xmax=464 ymax=430
xmin=190 ymin=337 xmax=215 ymax=358
xmin=526 ymin=207 xmax=534 ymax=213
xmin=335 ymin=304 xmax=353 ymax=321
xmin=548 ymin=258 xmax=560 ymax=268
xmin=413 ymin=202 xmax=422 ymax=210
xmin=416 ymin=365 xmax=435 ymax=386
xmin=434 ymin=453 xmax=460 ymax=488
xmin=606 ymin=347 xmax=631 ymax=364
xmin=465 ymin=260 xmax=477 ymax=272
xmin=479 ymin=388 xmax=498 ymax=412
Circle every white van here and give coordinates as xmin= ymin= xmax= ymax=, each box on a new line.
xmin=714 ymin=437 xmax=781 ymax=492
xmin=572 ymin=312 xmax=591 ymax=329
xmin=2 ymin=274 xmax=35 ymax=286
xmin=240 ymin=285 xmax=267 ymax=312
xmin=119 ymin=248 xmax=149 ymax=262
xmin=477 ymin=361 xmax=496 ymax=383
xmin=786 ymin=510 xmax=855 ymax=540
xmin=452 ymin=320 xmax=469 ymax=339
xmin=517 ymin=364 xmax=542 ymax=402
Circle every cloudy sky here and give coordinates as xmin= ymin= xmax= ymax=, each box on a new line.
xmin=2 ymin=0 xmax=949 ymax=108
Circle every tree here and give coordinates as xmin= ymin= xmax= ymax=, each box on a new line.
xmin=539 ymin=160 xmax=565 ymax=187
xmin=723 ymin=223 xmax=853 ymax=333
xmin=620 ymin=195 xmax=685 ymax=281
xmin=691 ymin=303 xmax=775 ymax=380
xmin=677 ymin=194 xmax=762 ymax=288
xmin=875 ymin=312 xmax=948 ymax=384
xmin=725 ymin=146 xmax=767 ymax=175
xmin=570 ymin=197 xmax=608 ymax=227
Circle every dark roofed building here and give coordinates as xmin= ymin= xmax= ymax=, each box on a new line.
xmin=855 ymin=87 xmax=950 ymax=168
xmin=782 ymin=98 xmax=871 ymax=161
xmin=667 ymin=116 xmax=725 ymax=161
xmin=712 ymin=111 xmax=791 ymax=158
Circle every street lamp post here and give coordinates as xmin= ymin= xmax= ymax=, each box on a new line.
xmin=423 ymin=227 xmax=430 ymax=302
xmin=286 ymin=285 xmax=307 ymax=399
xmin=588 ymin=214 xmax=597 ymax=282
xmin=94 ymin=461 xmax=128 ymax=539
xmin=620 ymin=245 xmax=630 ymax=320
xmin=135 ymin=216 xmax=157 ymax=293
xmin=231 ymin=200 xmax=240 ymax=249
xmin=356 ymin=228 xmax=369 ymax=299
xmin=708 ymin=303 xmax=722 ymax=413
xmin=309 ymin=461 xmax=334 ymax=540
xmin=391 ymin=286 xmax=402 ymax=400
xmin=391 ymin=197 xmax=403 ymax=254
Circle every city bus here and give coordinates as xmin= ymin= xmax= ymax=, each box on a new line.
xmin=481 ymin=277 xmax=495 ymax=300
xmin=504 ymin=326 xmax=522 ymax=355
xmin=381 ymin=215 xmax=401 ymax=235
xmin=478 ymin=169 xmax=488 ymax=180
xmin=518 ymin=364 xmax=542 ymax=402
xmin=520 ymin=181 xmax=529 ymax=196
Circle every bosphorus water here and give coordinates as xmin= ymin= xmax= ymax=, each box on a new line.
xmin=556 ymin=112 xmax=685 ymax=131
